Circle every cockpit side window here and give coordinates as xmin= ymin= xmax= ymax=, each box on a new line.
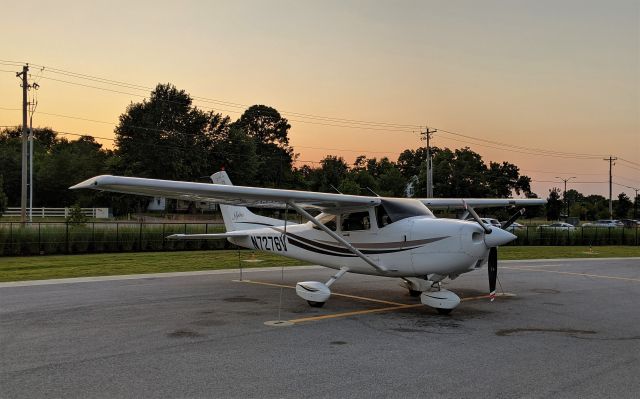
xmin=376 ymin=205 xmax=391 ymax=228
xmin=312 ymin=214 xmax=337 ymax=231
xmin=341 ymin=211 xmax=371 ymax=231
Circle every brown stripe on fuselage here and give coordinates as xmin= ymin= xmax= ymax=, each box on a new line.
xmin=270 ymin=227 xmax=448 ymax=253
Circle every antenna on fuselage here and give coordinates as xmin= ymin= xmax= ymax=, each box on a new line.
xmin=365 ymin=187 xmax=381 ymax=197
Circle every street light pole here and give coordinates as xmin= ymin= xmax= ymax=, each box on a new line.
xmin=555 ymin=176 xmax=576 ymax=218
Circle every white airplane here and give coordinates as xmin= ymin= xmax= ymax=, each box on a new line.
xmin=71 ymin=171 xmax=545 ymax=314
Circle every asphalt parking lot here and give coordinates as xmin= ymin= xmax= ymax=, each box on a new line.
xmin=1 ymin=258 xmax=639 ymax=398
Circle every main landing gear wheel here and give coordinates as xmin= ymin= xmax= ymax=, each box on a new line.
xmin=436 ymin=308 xmax=453 ymax=315
xmin=307 ymin=301 xmax=325 ymax=308
xmin=408 ymin=289 xmax=422 ymax=297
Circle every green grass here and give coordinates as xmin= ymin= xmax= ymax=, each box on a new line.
xmin=0 ymin=246 xmax=638 ymax=282
xmin=0 ymin=250 xmax=311 ymax=282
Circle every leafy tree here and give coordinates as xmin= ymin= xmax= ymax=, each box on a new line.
xmin=38 ymin=136 xmax=111 ymax=206
xmin=0 ymin=128 xmax=24 ymax=206
xmin=564 ymin=189 xmax=584 ymax=216
xmin=614 ymin=193 xmax=633 ymax=218
xmin=66 ymin=203 xmax=88 ymax=225
xmin=114 ymin=83 xmax=228 ymax=180
xmin=546 ymin=188 xmax=563 ymax=220
xmin=0 ymin=128 xmax=112 ymax=207
xmin=211 ymin=126 xmax=258 ymax=186
xmin=318 ymin=156 xmax=349 ymax=192
xmin=377 ymin=167 xmax=406 ymax=197
xmin=396 ymin=147 xmax=432 ymax=179
xmin=0 ymin=174 xmax=8 ymax=215
xmin=337 ymin=176 xmax=362 ymax=195
xmin=486 ymin=161 xmax=531 ymax=197
xmin=429 ymin=148 xmax=454 ymax=197
xmin=583 ymin=194 xmax=608 ymax=220
xmin=352 ymin=155 xmax=368 ymax=171
xmin=350 ymin=169 xmax=378 ymax=194
xmin=234 ymin=105 xmax=294 ymax=187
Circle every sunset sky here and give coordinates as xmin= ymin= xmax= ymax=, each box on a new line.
xmin=1 ymin=0 xmax=638 ymax=198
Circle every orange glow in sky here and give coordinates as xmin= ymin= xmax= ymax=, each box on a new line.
xmin=1 ymin=1 xmax=638 ymax=198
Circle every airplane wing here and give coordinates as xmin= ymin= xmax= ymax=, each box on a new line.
xmin=419 ymin=198 xmax=546 ymax=209
xmin=70 ymin=175 xmax=380 ymax=210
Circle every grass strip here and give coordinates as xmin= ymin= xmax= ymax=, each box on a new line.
xmin=0 ymin=246 xmax=638 ymax=282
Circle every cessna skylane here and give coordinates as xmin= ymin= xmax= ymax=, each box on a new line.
xmin=71 ymin=171 xmax=545 ymax=314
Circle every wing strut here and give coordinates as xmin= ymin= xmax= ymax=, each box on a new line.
xmin=286 ymin=201 xmax=388 ymax=273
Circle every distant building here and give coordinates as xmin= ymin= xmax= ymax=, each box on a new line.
xmin=147 ymin=197 xmax=166 ymax=211
xmin=147 ymin=197 xmax=217 ymax=213
xmin=176 ymin=199 xmax=217 ymax=212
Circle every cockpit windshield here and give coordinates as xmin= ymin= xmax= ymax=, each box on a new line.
xmin=311 ymin=213 xmax=337 ymax=231
xmin=377 ymin=198 xmax=434 ymax=227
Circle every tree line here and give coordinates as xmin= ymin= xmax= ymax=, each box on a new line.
xmin=1 ymin=83 xmax=638 ymax=220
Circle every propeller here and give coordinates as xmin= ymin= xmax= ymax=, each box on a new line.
xmin=462 ymin=200 xmax=491 ymax=234
xmin=501 ymin=208 xmax=526 ymax=230
xmin=488 ymin=247 xmax=497 ymax=301
xmin=463 ymin=201 xmax=523 ymax=301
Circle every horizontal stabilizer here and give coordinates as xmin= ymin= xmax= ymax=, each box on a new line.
xmin=167 ymin=232 xmax=248 ymax=240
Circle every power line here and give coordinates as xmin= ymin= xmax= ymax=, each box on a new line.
xmin=531 ymin=180 xmax=608 ymax=184
xmin=618 ymin=158 xmax=639 ymax=166
xmin=3 ymin=60 xmax=637 ymax=164
xmin=3 ymin=59 xmax=620 ymax=159
xmin=521 ymin=168 xmax=607 ymax=176
xmin=436 ymin=128 xmax=604 ymax=159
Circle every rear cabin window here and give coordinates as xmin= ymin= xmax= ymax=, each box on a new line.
xmin=341 ymin=211 xmax=371 ymax=231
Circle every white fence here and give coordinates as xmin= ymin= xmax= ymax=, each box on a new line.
xmin=4 ymin=207 xmax=110 ymax=219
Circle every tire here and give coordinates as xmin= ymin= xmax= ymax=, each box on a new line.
xmin=409 ymin=289 xmax=422 ymax=297
xmin=436 ymin=308 xmax=452 ymax=315
xmin=307 ymin=301 xmax=325 ymax=308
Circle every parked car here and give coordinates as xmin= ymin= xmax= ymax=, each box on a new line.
xmin=620 ymin=219 xmax=640 ymax=228
xmin=538 ymin=222 xmax=576 ymax=230
xmin=583 ymin=219 xmax=624 ymax=228
xmin=501 ymin=221 xmax=525 ymax=231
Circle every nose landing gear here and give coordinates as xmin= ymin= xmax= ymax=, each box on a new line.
xmin=401 ymin=277 xmax=461 ymax=314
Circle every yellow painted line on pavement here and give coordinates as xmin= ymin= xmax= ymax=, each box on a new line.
xmin=503 ymin=267 xmax=640 ymax=283
xmin=289 ymin=292 xmax=515 ymax=324
xmin=234 ymin=279 xmax=515 ymax=324
xmin=289 ymin=304 xmax=423 ymax=323
xmin=234 ymin=279 xmax=405 ymax=306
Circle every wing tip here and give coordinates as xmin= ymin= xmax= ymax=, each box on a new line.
xmin=69 ymin=175 xmax=113 ymax=190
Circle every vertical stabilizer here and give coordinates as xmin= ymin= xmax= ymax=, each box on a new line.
xmin=211 ymin=171 xmax=284 ymax=231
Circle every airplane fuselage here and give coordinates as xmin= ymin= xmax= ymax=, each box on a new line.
xmin=230 ymin=216 xmax=491 ymax=278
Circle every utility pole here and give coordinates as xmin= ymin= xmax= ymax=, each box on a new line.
xmin=16 ymin=65 xmax=29 ymax=225
xmin=28 ymin=82 xmax=39 ymax=222
xmin=420 ymin=127 xmax=437 ymax=197
xmin=555 ymin=176 xmax=576 ymax=218
xmin=603 ymin=156 xmax=617 ymax=219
